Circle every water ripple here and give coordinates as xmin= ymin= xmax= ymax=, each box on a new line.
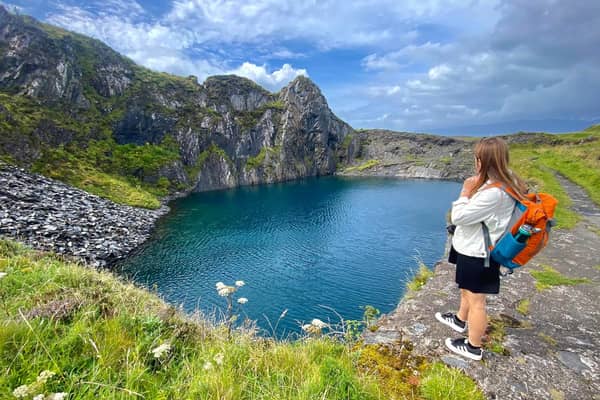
xmin=118 ymin=177 xmax=461 ymax=334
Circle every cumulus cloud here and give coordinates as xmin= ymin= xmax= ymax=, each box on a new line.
xmin=228 ymin=62 xmax=308 ymax=91
xmin=43 ymin=1 xmax=309 ymax=88
xmin=348 ymin=0 xmax=600 ymax=133
xmin=165 ymin=0 xmax=485 ymax=49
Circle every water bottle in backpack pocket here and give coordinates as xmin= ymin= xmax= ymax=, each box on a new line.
xmin=482 ymin=184 xmax=558 ymax=272
xmin=490 ymin=225 xmax=532 ymax=268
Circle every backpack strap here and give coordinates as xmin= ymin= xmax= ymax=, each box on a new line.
xmin=481 ymin=222 xmax=492 ymax=268
xmin=481 ymin=181 xmax=524 ymax=200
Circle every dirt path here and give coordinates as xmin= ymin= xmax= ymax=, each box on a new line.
xmin=364 ymin=177 xmax=600 ymax=400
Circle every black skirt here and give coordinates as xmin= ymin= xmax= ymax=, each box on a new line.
xmin=448 ymin=246 xmax=500 ymax=294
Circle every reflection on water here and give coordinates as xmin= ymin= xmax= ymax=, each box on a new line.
xmin=118 ymin=176 xmax=460 ymax=336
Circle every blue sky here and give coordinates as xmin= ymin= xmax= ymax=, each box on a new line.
xmin=3 ymin=0 xmax=600 ymax=134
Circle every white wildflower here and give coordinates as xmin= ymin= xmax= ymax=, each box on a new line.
xmin=151 ymin=343 xmax=171 ymax=359
xmin=215 ymin=282 xmax=226 ymax=290
xmin=235 ymin=280 xmax=245 ymax=287
xmin=217 ymin=286 xmax=236 ymax=297
xmin=302 ymin=319 xmax=328 ymax=335
xmin=12 ymin=385 xmax=30 ymax=398
xmin=203 ymin=361 xmax=213 ymax=371
xmin=214 ymin=353 xmax=224 ymax=365
xmin=0 ymin=272 xmax=7 ymax=280
xmin=237 ymin=297 xmax=248 ymax=304
xmin=33 ymin=395 xmax=45 ymax=400
xmin=311 ymin=319 xmax=328 ymax=329
xmin=47 ymin=394 xmax=68 ymax=400
xmin=36 ymin=370 xmax=56 ymax=384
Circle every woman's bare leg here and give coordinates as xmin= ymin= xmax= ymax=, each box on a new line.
xmin=466 ymin=290 xmax=487 ymax=347
xmin=457 ymin=289 xmax=470 ymax=322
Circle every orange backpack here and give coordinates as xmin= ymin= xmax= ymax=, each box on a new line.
xmin=482 ymin=184 xmax=558 ymax=272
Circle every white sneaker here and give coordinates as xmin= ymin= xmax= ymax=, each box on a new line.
xmin=435 ymin=312 xmax=467 ymax=333
xmin=445 ymin=337 xmax=483 ymax=361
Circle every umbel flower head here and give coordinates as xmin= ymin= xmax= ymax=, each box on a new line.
xmin=215 ymin=281 xmax=241 ymax=297
xmin=0 ymin=271 xmax=7 ymax=280
xmin=47 ymin=394 xmax=68 ymax=400
xmin=217 ymin=285 xmax=236 ymax=297
xmin=237 ymin=297 xmax=248 ymax=304
xmin=12 ymin=385 xmax=30 ymax=398
xmin=151 ymin=343 xmax=171 ymax=359
xmin=301 ymin=318 xmax=329 ymax=335
xmin=36 ymin=370 xmax=56 ymax=384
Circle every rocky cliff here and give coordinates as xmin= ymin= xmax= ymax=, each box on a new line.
xmin=0 ymin=6 xmax=351 ymax=202
xmin=338 ymin=129 xmax=474 ymax=181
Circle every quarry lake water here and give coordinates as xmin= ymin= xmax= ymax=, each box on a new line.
xmin=118 ymin=176 xmax=461 ymax=336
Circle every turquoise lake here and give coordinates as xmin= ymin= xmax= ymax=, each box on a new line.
xmin=118 ymin=176 xmax=461 ymax=336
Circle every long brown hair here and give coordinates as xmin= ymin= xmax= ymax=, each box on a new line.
xmin=468 ymin=137 xmax=527 ymax=198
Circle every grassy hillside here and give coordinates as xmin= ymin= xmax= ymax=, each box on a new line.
xmin=0 ymin=240 xmax=484 ymax=399
xmin=509 ymin=124 xmax=600 ymax=228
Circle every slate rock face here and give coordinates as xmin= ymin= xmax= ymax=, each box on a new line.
xmin=0 ymin=162 xmax=167 ymax=266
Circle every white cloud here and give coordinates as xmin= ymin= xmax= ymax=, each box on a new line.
xmin=165 ymin=0 xmax=478 ymax=49
xmin=428 ymin=64 xmax=451 ymax=80
xmin=228 ymin=63 xmax=308 ymax=91
xmin=0 ymin=1 xmax=24 ymax=13
xmin=29 ymin=0 xmax=600 ymax=132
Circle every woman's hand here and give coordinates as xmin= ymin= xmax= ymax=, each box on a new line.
xmin=460 ymin=175 xmax=480 ymax=198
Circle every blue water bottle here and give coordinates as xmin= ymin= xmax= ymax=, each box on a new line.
xmin=514 ymin=224 xmax=533 ymax=243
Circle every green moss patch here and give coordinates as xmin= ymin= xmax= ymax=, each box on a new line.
xmin=531 ymin=265 xmax=591 ymax=290
xmin=343 ymin=159 xmax=381 ymax=173
xmin=516 ymin=299 xmax=530 ymax=316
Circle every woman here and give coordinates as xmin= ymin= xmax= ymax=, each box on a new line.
xmin=435 ymin=137 xmax=527 ymax=360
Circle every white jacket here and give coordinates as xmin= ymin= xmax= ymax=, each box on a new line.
xmin=451 ymin=184 xmax=516 ymax=258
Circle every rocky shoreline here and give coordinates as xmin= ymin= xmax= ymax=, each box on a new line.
xmin=0 ymin=162 xmax=169 ymax=266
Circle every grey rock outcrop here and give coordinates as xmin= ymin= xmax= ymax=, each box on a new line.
xmin=338 ymin=130 xmax=474 ymax=181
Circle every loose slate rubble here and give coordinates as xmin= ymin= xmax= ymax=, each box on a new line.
xmin=0 ymin=162 xmax=168 ymax=266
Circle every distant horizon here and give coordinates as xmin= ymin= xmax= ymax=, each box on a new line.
xmin=2 ymin=1 xmax=599 ymax=135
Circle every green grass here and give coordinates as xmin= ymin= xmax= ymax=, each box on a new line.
xmin=516 ymin=299 xmax=530 ymax=316
xmin=0 ymin=240 xmax=486 ymax=399
xmin=245 ymin=146 xmax=280 ymax=170
xmin=343 ymin=159 xmax=381 ymax=173
xmin=509 ymin=126 xmax=600 ymax=229
xmin=407 ymin=262 xmax=434 ymax=292
xmin=510 ymin=148 xmax=579 ymax=228
xmin=530 ymin=265 xmax=591 ymax=290
xmin=32 ymin=142 xmax=172 ymax=209
xmin=420 ymin=362 xmax=485 ymax=400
